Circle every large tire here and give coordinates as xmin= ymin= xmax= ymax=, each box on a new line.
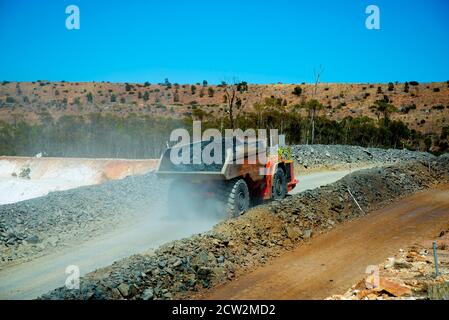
xmin=272 ymin=167 xmax=287 ymax=200
xmin=223 ymin=179 xmax=250 ymax=219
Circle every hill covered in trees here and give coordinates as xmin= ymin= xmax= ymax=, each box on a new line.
xmin=0 ymin=80 xmax=448 ymax=157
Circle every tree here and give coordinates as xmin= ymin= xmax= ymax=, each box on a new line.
xmin=222 ymin=80 xmax=248 ymax=129
xmin=388 ymin=82 xmax=394 ymax=91
xmin=373 ymin=96 xmax=397 ymax=124
xmin=202 ymin=80 xmax=208 ymax=87
xmin=301 ymin=99 xmax=324 ymax=144
xmin=6 ymin=96 xmax=15 ymax=103
xmin=292 ymin=86 xmax=302 ymax=97
xmin=236 ymin=81 xmax=248 ymax=93
xmin=308 ymin=66 xmax=324 ymax=144
xmin=192 ymin=108 xmax=206 ymax=121
xmin=173 ymin=89 xmax=180 ymax=102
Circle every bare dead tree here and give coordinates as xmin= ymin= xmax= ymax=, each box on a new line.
xmin=310 ymin=65 xmax=324 ymax=144
xmin=222 ymin=78 xmax=248 ymax=129
xmin=223 ymin=83 xmax=237 ymax=129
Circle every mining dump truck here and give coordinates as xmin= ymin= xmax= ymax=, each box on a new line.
xmin=156 ymin=137 xmax=297 ymax=218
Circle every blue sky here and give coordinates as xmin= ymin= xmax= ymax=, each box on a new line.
xmin=0 ymin=0 xmax=448 ymax=84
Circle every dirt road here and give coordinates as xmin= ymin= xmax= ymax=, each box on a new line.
xmin=201 ymin=185 xmax=449 ymax=300
xmin=0 ymin=214 xmax=218 ymax=299
xmin=292 ymin=166 xmax=374 ymax=194
xmin=0 ymin=167 xmax=362 ymax=299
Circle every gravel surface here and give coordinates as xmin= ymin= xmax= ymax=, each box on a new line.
xmin=40 ymin=155 xmax=449 ymax=300
xmin=291 ymin=145 xmax=435 ymax=169
xmin=0 ymin=173 xmax=169 ymax=267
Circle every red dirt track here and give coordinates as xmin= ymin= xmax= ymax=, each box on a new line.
xmin=200 ymin=185 xmax=449 ymax=300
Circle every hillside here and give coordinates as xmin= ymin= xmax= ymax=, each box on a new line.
xmin=0 ymin=81 xmax=448 ymax=136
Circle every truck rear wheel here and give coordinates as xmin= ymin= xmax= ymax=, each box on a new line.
xmin=272 ymin=167 xmax=287 ymax=200
xmin=224 ymin=179 xmax=250 ymax=219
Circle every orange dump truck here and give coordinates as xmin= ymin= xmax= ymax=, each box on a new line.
xmin=156 ymin=137 xmax=297 ymax=218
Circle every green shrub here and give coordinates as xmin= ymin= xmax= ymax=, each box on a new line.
xmin=86 ymin=92 xmax=93 ymax=103
xmin=292 ymin=86 xmax=302 ymax=97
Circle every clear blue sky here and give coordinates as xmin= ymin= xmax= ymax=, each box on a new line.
xmin=0 ymin=0 xmax=448 ymax=84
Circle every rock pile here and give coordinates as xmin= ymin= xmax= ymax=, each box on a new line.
xmin=291 ymin=144 xmax=434 ymax=169
xmin=328 ymin=227 xmax=449 ymax=300
xmin=0 ymin=173 xmax=169 ymax=266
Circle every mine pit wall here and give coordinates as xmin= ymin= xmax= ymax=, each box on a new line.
xmin=0 ymin=156 xmax=158 ymax=182
xmin=41 ymin=155 xmax=449 ymax=300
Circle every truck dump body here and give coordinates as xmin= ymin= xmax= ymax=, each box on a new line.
xmin=156 ymin=137 xmax=297 ymax=218
xmin=156 ymin=138 xmax=266 ymax=181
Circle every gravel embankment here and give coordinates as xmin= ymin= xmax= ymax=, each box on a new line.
xmin=40 ymin=154 xmax=449 ymax=300
xmin=291 ymin=145 xmax=435 ymax=169
xmin=0 ymin=173 xmax=168 ymax=267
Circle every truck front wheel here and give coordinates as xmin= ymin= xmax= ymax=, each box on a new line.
xmin=272 ymin=167 xmax=287 ymax=200
xmin=224 ymin=179 xmax=250 ymax=219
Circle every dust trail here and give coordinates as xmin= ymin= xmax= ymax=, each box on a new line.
xmin=0 ymin=172 xmax=222 ymax=299
xmin=0 ymin=181 xmax=221 ymax=299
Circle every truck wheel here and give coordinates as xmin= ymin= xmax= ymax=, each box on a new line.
xmin=272 ymin=167 xmax=287 ymax=200
xmin=225 ymin=179 xmax=250 ymax=218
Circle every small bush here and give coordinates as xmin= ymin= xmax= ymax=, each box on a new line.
xmin=400 ymin=104 xmax=416 ymax=114
xmin=86 ymin=92 xmax=93 ymax=103
xmin=19 ymin=167 xmax=31 ymax=179
xmin=432 ymin=105 xmax=444 ymax=111
xmin=292 ymin=86 xmax=302 ymax=97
